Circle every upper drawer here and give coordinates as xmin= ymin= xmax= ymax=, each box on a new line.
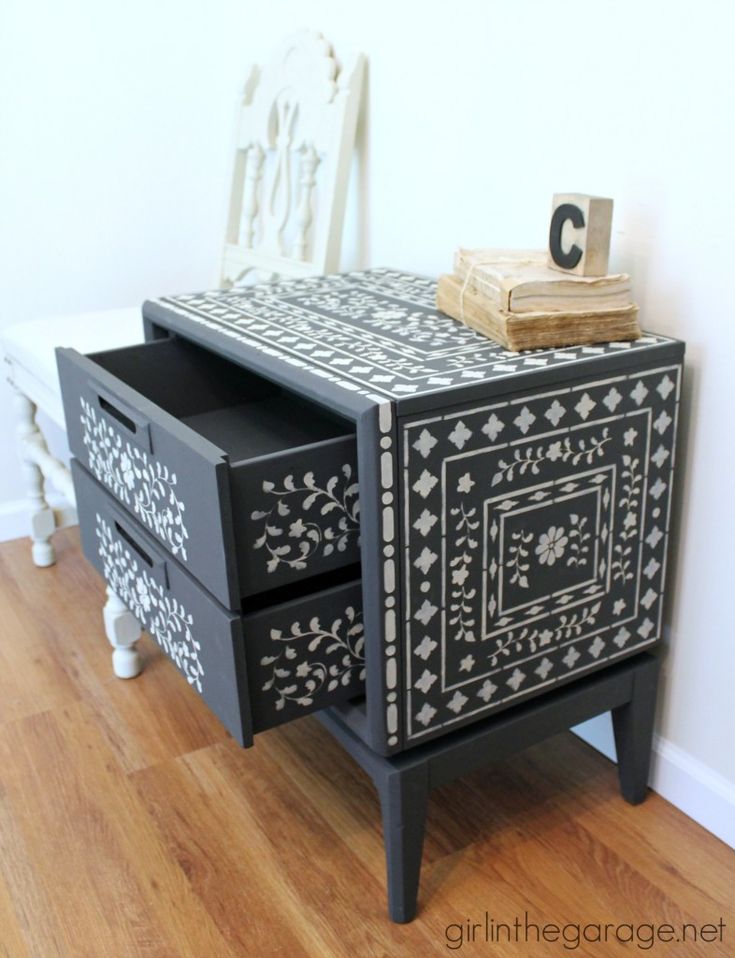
xmin=73 ymin=461 xmax=365 ymax=746
xmin=57 ymin=337 xmax=360 ymax=609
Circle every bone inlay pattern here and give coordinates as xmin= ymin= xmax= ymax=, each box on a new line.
xmin=401 ymin=365 xmax=681 ymax=742
xmin=152 ymin=270 xmax=675 ymax=400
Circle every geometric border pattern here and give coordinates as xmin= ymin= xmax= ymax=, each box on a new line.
xmin=401 ymin=364 xmax=681 ymax=743
xmin=152 ymin=270 xmax=676 ymax=401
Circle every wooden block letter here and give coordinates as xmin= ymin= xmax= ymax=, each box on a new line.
xmin=547 ymin=194 xmax=613 ymax=276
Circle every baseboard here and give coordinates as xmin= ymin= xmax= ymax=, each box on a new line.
xmin=574 ymin=717 xmax=735 ymax=849
xmin=0 ymin=495 xmax=72 ymax=544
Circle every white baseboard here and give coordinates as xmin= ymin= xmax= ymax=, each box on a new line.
xmin=0 ymin=495 xmax=72 ymax=544
xmin=574 ymin=717 xmax=735 ymax=849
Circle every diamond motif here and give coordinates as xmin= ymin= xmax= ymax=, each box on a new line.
xmin=641 ymin=588 xmax=658 ymax=610
xmin=574 ymin=393 xmax=596 ymax=419
xmin=657 ymin=375 xmax=675 ymax=399
xmin=481 ymin=413 xmax=505 ymax=442
xmin=651 ymin=445 xmax=670 ymax=468
xmin=643 ymin=558 xmax=661 ymax=579
xmin=588 ymin=636 xmax=605 ymax=659
xmin=646 ymin=527 xmax=663 ymax=549
xmin=653 ymin=410 xmax=672 ymax=435
xmin=414 ymin=669 xmax=437 ymax=694
xmin=413 ymin=470 xmax=438 ymax=498
xmin=447 ymin=691 xmax=469 ymax=714
xmin=637 ymin=618 xmax=655 ymax=640
xmin=414 ymin=547 xmax=438 ymax=574
xmin=415 ymin=703 xmax=437 ymax=727
xmin=414 ymin=599 xmax=438 ymax=625
xmin=507 ymin=668 xmax=526 ymax=691
xmin=562 ymin=647 xmax=581 ymax=668
xmin=413 ymin=428 xmax=438 ymax=458
xmin=544 ymin=399 xmax=566 ymax=427
xmin=448 ymin=420 xmax=473 ymax=449
xmin=477 ymin=679 xmax=497 ymax=702
xmin=534 ymin=657 xmax=554 ymax=680
xmin=630 ymin=380 xmax=649 ymax=405
xmin=413 ymin=509 xmax=438 ymax=536
xmin=649 ymin=478 xmax=667 ymax=500
xmin=613 ymin=627 xmax=631 ymax=648
xmin=414 ymin=635 xmax=437 ymax=660
xmin=602 ymin=387 xmax=623 ymax=412
xmin=513 ymin=406 xmax=536 ymax=434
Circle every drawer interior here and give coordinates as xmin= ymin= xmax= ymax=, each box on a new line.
xmin=91 ymin=337 xmax=354 ymax=461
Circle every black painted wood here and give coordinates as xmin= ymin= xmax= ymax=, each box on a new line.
xmin=612 ymin=654 xmax=661 ymax=804
xmin=73 ymin=462 xmax=366 ymax=745
xmin=57 ymin=340 xmax=360 ymax=608
xmin=73 ymin=460 xmax=252 ymax=747
xmin=318 ymin=651 xmax=660 ymax=922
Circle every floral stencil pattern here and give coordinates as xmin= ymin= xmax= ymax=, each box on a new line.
xmin=535 ymin=526 xmax=568 ymax=566
xmin=251 ymin=464 xmax=360 ymax=573
xmin=259 ymin=605 xmax=365 ymax=710
xmin=95 ymin=514 xmax=203 ymax=691
xmin=80 ymin=398 xmax=189 ymax=560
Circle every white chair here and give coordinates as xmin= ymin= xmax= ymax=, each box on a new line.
xmin=2 ymin=30 xmax=365 ymax=567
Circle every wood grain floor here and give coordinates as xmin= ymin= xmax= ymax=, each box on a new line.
xmin=0 ymin=530 xmax=732 ymax=958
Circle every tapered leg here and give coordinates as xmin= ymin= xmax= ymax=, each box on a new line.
xmin=103 ymin=587 xmax=143 ymax=679
xmin=377 ymin=765 xmax=429 ymax=923
xmin=13 ymin=389 xmax=56 ymax=567
xmin=611 ymin=655 xmax=661 ymax=805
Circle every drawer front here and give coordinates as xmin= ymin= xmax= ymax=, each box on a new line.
xmin=72 ymin=461 xmax=252 ymax=746
xmin=58 ymin=344 xmax=361 ymax=608
xmin=243 ymin=578 xmax=365 ymax=733
xmin=59 ymin=347 xmax=238 ymax=608
xmin=231 ymin=437 xmax=361 ymax=598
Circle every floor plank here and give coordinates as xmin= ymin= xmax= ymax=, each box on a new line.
xmin=0 ymin=530 xmax=732 ymax=957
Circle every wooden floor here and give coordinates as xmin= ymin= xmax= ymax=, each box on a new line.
xmin=0 ymin=530 xmax=732 ymax=958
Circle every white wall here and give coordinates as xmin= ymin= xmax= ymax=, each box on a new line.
xmin=2 ymin=0 xmax=733 ymax=843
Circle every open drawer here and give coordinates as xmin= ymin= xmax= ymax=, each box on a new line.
xmin=58 ymin=336 xmax=360 ymax=609
xmin=73 ymin=461 xmax=365 ymax=746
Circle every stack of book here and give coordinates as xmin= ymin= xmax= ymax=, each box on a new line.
xmin=437 ymin=249 xmax=641 ymax=351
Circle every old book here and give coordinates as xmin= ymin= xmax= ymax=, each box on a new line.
xmin=437 ymin=273 xmax=641 ymax=351
xmin=454 ymin=248 xmax=632 ymax=313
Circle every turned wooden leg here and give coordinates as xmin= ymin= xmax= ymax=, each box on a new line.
xmin=103 ymin=587 xmax=143 ymax=679
xmin=611 ymin=655 xmax=661 ymax=805
xmin=377 ymin=765 xmax=429 ymax=923
xmin=12 ymin=388 xmax=56 ymax=567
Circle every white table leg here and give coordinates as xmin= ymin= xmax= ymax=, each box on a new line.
xmin=13 ymin=388 xmax=56 ymax=567
xmin=103 ymin=587 xmax=143 ymax=679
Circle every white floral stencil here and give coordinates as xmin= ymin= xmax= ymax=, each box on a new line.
xmin=251 ymin=464 xmax=360 ymax=573
xmin=95 ymin=514 xmax=203 ymax=691
xmin=402 ymin=365 xmax=682 ymax=742
xmin=259 ymin=605 xmax=365 ymax=711
xmin=80 ymin=397 xmax=189 ymax=560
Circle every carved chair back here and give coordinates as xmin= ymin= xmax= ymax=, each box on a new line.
xmin=221 ymin=32 xmax=365 ymax=287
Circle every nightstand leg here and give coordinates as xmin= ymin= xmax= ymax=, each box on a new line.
xmin=103 ymin=587 xmax=143 ymax=679
xmin=377 ymin=765 xmax=429 ymax=923
xmin=611 ymin=655 xmax=661 ymax=805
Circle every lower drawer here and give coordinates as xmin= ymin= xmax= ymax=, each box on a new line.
xmin=72 ymin=461 xmax=365 ymax=746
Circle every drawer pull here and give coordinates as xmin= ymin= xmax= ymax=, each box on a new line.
xmin=93 ymin=383 xmax=152 ymax=452
xmin=110 ymin=508 xmax=169 ymax=588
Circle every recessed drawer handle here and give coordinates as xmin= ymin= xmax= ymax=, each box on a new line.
xmin=92 ymin=383 xmax=153 ymax=453
xmin=109 ymin=506 xmax=169 ymax=588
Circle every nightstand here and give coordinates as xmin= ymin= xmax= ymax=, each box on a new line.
xmin=57 ymin=269 xmax=683 ymax=920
